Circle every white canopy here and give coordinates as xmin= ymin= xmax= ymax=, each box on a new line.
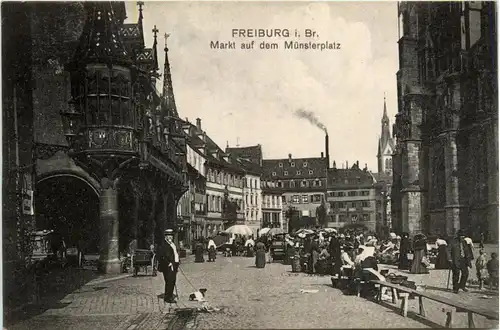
xmin=225 ymin=225 xmax=253 ymax=236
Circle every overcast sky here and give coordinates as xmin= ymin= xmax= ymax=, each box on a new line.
xmin=125 ymin=1 xmax=399 ymax=171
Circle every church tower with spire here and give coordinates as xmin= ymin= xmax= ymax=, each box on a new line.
xmin=377 ymin=95 xmax=395 ymax=175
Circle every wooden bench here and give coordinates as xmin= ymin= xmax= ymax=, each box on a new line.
xmin=371 ymin=280 xmax=499 ymax=328
xmin=331 ymin=276 xmax=377 ymax=297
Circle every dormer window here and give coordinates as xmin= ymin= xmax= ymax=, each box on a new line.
xmin=301 ymin=180 xmax=307 ymax=187
xmin=284 ymin=171 xmax=288 ymax=175
xmin=296 ymin=170 xmax=301 ymax=175
xmin=291 ymin=162 xmax=295 ymax=167
xmin=279 ymin=163 xmax=283 ymax=167
xmin=309 ymin=170 xmax=313 ymax=175
xmin=303 ymin=162 xmax=308 ymax=167
xmin=272 ymin=172 xmax=276 ymax=176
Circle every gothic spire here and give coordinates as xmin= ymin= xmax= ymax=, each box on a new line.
xmin=162 ymin=33 xmax=178 ymax=118
xmin=72 ymin=2 xmax=131 ymax=67
xmin=380 ymin=94 xmax=392 ymax=150
xmin=137 ymin=1 xmax=144 ymax=36
xmin=137 ymin=1 xmax=144 ymax=22
xmin=382 ymin=93 xmax=389 ymax=125
xmin=151 ymin=25 xmax=159 ymax=73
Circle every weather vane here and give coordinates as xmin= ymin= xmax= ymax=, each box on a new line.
xmin=152 ymin=25 xmax=159 ymax=41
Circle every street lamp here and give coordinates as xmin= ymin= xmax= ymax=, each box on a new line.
xmin=60 ymin=99 xmax=82 ymax=148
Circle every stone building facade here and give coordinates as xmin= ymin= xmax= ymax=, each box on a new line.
xmin=392 ymin=2 xmax=498 ymax=241
xmin=226 ymin=145 xmax=264 ymax=235
xmin=326 ymin=162 xmax=378 ymax=231
xmin=3 ymin=1 xmax=188 ymax=297
xmin=177 ymin=127 xmax=207 ymax=246
xmin=262 ymin=151 xmax=329 ymax=230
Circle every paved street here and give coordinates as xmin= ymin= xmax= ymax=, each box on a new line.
xmin=6 ymin=252 xmax=499 ymax=330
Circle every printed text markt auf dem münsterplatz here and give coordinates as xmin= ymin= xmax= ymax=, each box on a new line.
xmin=210 ymin=40 xmax=341 ymax=50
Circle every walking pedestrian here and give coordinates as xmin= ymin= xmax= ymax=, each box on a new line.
xmin=157 ymin=229 xmax=180 ymax=303
xmin=479 ymin=232 xmax=485 ymax=249
xmin=475 ymin=250 xmax=487 ymax=290
xmin=487 ymin=252 xmax=499 ymax=290
xmin=448 ymin=230 xmax=474 ymax=293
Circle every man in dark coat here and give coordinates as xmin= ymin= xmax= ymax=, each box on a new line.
xmin=329 ymin=234 xmax=342 ymax=276
xmin=157 ymin=229 xmax=180 ymax=303
xmin=398 ymin=233 xmax=411 ymax=270
xmin=448 ymin=230 xmax=474 ymax=293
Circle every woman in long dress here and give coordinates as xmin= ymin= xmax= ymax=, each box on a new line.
xmin=255 ymin=240 xmax=266 ymax=268
xmin=194 ymin=239 xmax=205 ymax=263
xmin=410 ymin=233 xmax=429 ymax=274
xmin=434 ymin=237 xmax=449 ymax=269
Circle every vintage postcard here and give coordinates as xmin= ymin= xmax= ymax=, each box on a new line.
xmin=2 ymin=1 xmax=498 ymax=329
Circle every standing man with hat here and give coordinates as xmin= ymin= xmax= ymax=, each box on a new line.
xmin=448 ymin=229 xmax=474 ymax=293
xmin=157 ymin=228 xmax=180 ymax=303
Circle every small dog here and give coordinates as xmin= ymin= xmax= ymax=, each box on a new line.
xmin=189 ymin=288 xmax=207 ymax=301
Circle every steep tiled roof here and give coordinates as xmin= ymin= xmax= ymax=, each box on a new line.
xmin=234 ymin=157 xmax=262 ymax=176
xmin=327 ymin=167 xmax=375 ymax=189
xmin=262 ymin=157 xmax=327 ymax=180
xmin=120 ymin=23 xmax=142 ymax=39
xmin=374 ymin=172 xmax=392 ymax=183
xmin=226 ymin=145 xmax=262 ymax=165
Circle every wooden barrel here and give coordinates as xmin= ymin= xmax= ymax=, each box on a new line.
xmin=291 ymin=257 xmax=301 ymax=273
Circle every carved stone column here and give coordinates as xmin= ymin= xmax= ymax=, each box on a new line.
xmin=444 ymin=79 xmax=463 ymax=236
xmin=130 ymin=182 xmax=140 ymax=251
xmin=444 ymin=131 xmax=461 ymax=235
xmin=99 ymin=178 xmax=121 ymax=274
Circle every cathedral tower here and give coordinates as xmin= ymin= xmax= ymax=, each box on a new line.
xmin=377 ymin=96 xmax=395 ymax=175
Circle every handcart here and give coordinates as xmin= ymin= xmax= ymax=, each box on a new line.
xmin=132 ymin=249 xmax=157 ymax=276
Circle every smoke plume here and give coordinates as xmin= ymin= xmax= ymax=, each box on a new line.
xmin=294 ymin=109 xmax=328 ymax=134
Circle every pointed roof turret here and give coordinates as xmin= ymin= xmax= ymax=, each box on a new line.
xmin=162 ymin=32 xmax=179 ymax=118
xmin=380 ymin=94 xmax=391 ymax=147
xmin=382 ymin=93 xmax=389 ymax=125
xmin=72 ymin=2 xmax=132 ymax=68
xmin=137 ymin=1 xmax=144 ymax=36
xmin=151 ymin=25 xmax=159 ymax=73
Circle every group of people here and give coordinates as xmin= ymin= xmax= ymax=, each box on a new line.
xmin=281 ymin=230 xmax=381 ymax=278
xmin=397 ymin=229 xmax=498 ymax=293
xmin=154 ymin=227 xmax=498 ymax=304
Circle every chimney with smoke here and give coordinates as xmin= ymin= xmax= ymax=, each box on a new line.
xmin=196 ymin=118 xmax=202 ymax=131
xmin=325 ymin=134 xmax=330 ymax=169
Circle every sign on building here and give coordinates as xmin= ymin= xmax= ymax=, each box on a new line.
xmin=22 ymin=190 xmax=34 ymax=215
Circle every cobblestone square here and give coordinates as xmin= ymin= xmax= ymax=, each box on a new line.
xmin=12 ymin=254 xmax=497 ymax=329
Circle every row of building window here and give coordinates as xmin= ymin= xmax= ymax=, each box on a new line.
xmin=245 ymin=194 xmax=259 ymax=207
xmin=275 ymin=179 xmax=323 ymax=188
xmin=328 ymin=190 xmax=370 ymax=197
xmin=290 ymin=194 xmax=323 ymax=204
xmin=273 ymin=169 xmax=314 ymax=176
xmin=245 ymin=209 xmax=259 ymax=220
xmin=333 ymin=214 xmax=370 ymax=222
xmin=206 ymin=195 xmax=243 ymax=212
xmin=329 ymin=201 xmax=371 ymax=209
xmin=330 ymin=177 xmax=363 ymax=184
xmin=206 ymin=169 xmax=244 ymax=188
xmin=262 ymin=195 xmax=281 ymax=208
xmin=278 ymin=161 xmax=308 ymax=168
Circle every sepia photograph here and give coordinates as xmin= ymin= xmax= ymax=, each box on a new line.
xmin=2 ymin=1 xmax=498 ymax=329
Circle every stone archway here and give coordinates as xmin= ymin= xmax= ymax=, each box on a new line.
xmin=35 ymin=173 xmax=100 ymax=254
